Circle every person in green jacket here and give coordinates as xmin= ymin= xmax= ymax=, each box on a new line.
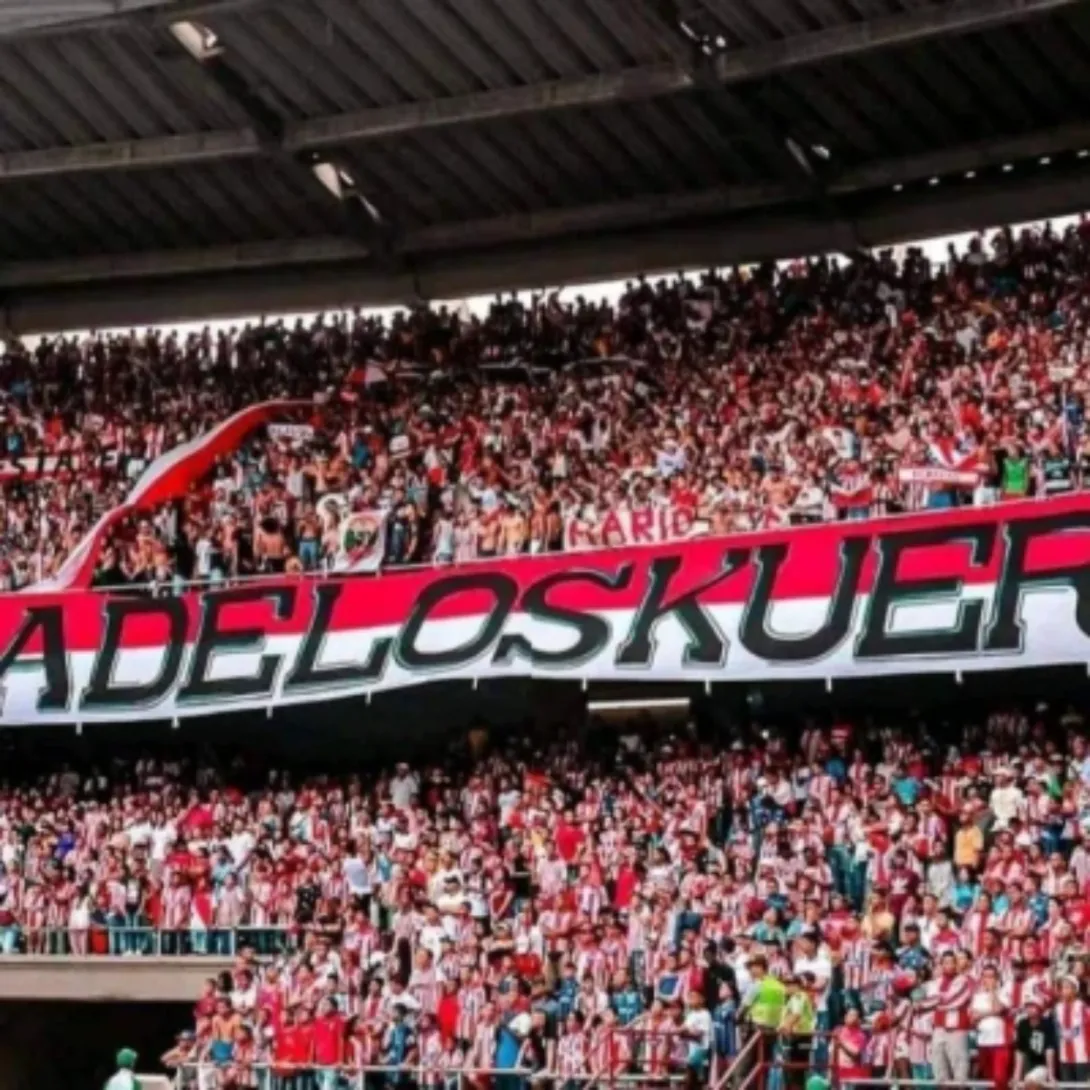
xmin=104 ymin=1049 xmax=139 ymax=1090
xmin=741 ymin=953 xmax=788 ymax=1078
xmin=743 ymin=954 xmax=787 ymax=1031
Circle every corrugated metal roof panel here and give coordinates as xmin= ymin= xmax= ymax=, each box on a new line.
xmin=0 ymin=0 xmax=1087 ymax=283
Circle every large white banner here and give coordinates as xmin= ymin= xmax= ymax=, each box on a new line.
xmin=2 ymin=494 xmax=1090 ymax=725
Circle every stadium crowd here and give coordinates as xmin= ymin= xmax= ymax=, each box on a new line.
xmin=1 ymin=704 xmax=1089 ymax=1089
xmin=2 ymin=218 xmax=1090 ymax=589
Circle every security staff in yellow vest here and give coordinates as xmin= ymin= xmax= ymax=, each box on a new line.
xmin=740 ymin=953 xmax=787 ymax=1084
xmin=780 ymin=972 xmax=818 ymax=1090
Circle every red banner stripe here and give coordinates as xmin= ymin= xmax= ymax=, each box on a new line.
xmin=5 ymin=493 xmax=1090 ymax=656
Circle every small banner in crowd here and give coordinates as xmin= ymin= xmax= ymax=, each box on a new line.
xmin=564 ymin=504 xmax=697 ymax=551
xmin=317 ymin=494 xmax=387 ymax=573
xmin=922 ymin=439 xmax=987 ymax=487
xmin=0 ymin=451 xmax=122 ymax=482
xmin=898 ymin=465 xmax=981 ymax=488
xmin=267 ymin=423 xmax=315 ymax=446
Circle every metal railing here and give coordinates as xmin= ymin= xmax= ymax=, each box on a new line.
xmin=0 ymin=924 xmax=297 ymax=957
xmin=173 ymin=1059 xmax=1090 ymax=1090
xmin=843 ymin=1082 xmax=1090 ymax=1089
xmin=701 ymin=1023 xmax=1090 ymax=1090
xmin=177 ymin=1060 xmax=691 ymax=1090
xmin=710 ymin=1028 xmax=761 ymax=1090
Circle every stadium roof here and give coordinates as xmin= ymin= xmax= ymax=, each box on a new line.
xmin=2 ymin=0 xmax=1090 ymax=331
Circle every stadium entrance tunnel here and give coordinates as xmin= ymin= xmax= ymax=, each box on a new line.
xmin=0 ymin=1000 xmax=188 ymax=1090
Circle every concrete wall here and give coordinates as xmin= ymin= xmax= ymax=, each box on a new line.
xmin=0 ymin=956 xmax=232 ymax=1002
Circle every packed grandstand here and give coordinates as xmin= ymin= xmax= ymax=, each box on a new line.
xmin=0 ymin=215 xmax=1089 ymax=1090
xmin=1 ymin=699 xmax=1090 ymax=1090
xmin=3 ymin=219 xmax=1090 ymax=592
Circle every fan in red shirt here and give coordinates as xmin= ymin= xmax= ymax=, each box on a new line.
xmin=435 ymin=979 xmax=460 ymax=1042
xmin=554 ymin=811 xmax=585 ymax=863
xmin=513 ymin=936 xmax=543 ymax=980
xmin=274 ymin=1008 xmax=314 ymax=1076
xmin=312 ymin=998 xmax=346 ymax=1070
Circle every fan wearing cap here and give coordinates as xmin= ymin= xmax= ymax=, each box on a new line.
xmin=1014 ymin=1000 xmax=1057 ymax=1088
xmin=1053 ymin=974 xmax=1090 ymax=1084
xmin=104 ymin=1049 xmax=139 ymax=1090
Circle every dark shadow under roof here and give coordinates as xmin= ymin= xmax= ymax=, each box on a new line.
xmin=2 ymin=0 xmax=1090 ymax=331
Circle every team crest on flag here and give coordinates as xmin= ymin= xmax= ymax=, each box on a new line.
xmin=340 ymin=511 xmax=386 ymax=570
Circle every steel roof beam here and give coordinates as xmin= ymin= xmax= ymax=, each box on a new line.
xmin=6 ymin=120 xmax=1090 ymax=284
xmin=7 ymin=112 xmax=1085 ymax=189
xmin=830 ymin=121 xmax=1090 ymax=190
xmin=10 ymin=118 xmax=1090 ymax=287
xmin=2 ymin=0 xmax=271 ymax=37
xmin=6 ymin=164 xmax=1090 ymax=333
xmin=0 ymin=0 xmax=171 ymax=37
xmin=708 ymin=0 xmax=1083 ymax=80
xmin=0 ymin=129 xmax=261 ymax=177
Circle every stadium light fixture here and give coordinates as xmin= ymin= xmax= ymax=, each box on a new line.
xmin=312 ymin=160 xmax=356 ymax=201
xmin=586 ymin=698 xmax=691 ymax=713
xmin=785 ymin=137 xmax=815 ymax=176
xmin=358 ymin=195 xmax=385 ymax=226
xmin=312 ymin=160 xmax=385 ymax=225
xmin=170 ymin=20 xmax=223 ymax=62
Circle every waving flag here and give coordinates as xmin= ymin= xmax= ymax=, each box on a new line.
xmin=35 ymin=400 xmax=310 ymax=592
xmin=925 ymin=437 xmax=985 ymax=485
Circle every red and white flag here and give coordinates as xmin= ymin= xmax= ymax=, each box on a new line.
xmin=35 ymin=400 xmax=308 ymax=592
xmin=926 ymin=438 xmax=985 ymax=485
xmin=830 ymin=471 xmax=872 ymax=511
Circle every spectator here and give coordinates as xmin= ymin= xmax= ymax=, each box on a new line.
xmin=971 ymin=964 xmax=1013 ymax=1090
xmin=1014 ymin=1001 xmax=1058 ymax=1086
xmin=1054 ymin=975 xmax=1090 ymax=1083
xmin=779 ymin=973 xmax=816 ymax=1090
xmin=104 ymin=1049 xmax=139 ymax=1090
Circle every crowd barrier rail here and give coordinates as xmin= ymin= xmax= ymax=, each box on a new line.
xmin=843 ymin=1083 xmax=1089 ymax=1089
xmin=174 ymin=1059 xmax=1090 ymax=1090
xmin=711 ymin=1028 xmax=1090 ymax=1090
xmin=2 ymin=924 xmax=297 ymax=957
xmin=176 ymin=1060 xmax=689 ymax=1090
